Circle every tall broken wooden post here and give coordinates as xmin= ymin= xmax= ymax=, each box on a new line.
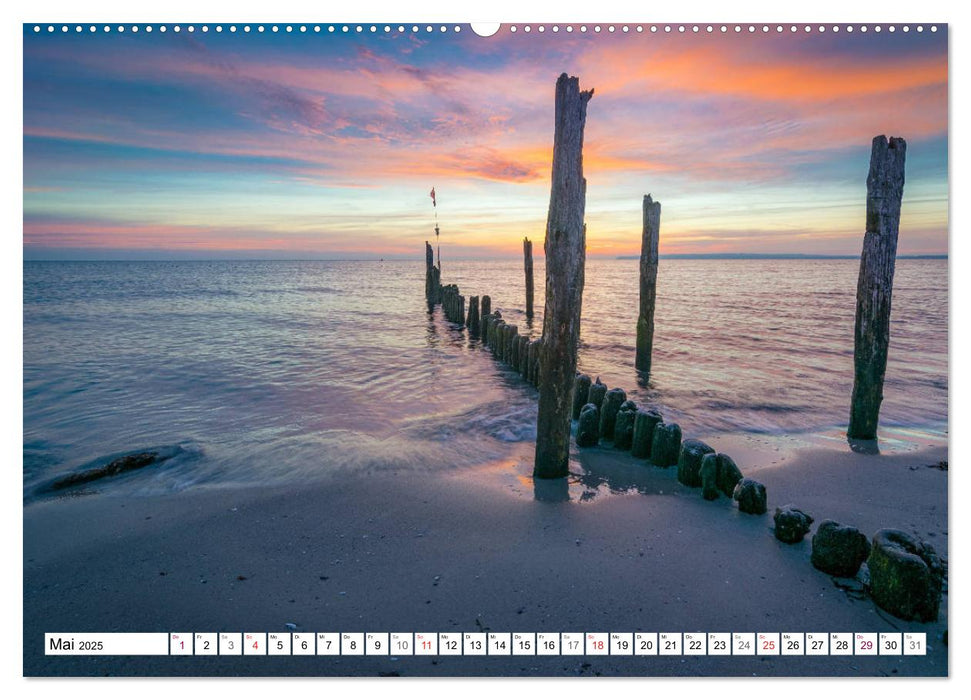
xmin=848 ymin=135 xmax=906 ymax=440
xmin=523 ymin=236 xmax=534 ymax=321
xmin=635 ymin=194 xmax=661 ymax=373
xmin=424 ymin=241 xmax=440 ymax=306
xmin=534 ymin=73 xmax=594 ymax=479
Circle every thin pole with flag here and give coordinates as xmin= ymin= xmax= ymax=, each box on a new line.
xmin=430 ymin=187 xmax=440 ymax=269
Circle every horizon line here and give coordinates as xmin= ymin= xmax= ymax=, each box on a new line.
xmin=22 ymin=253 xmax=949 ymax=263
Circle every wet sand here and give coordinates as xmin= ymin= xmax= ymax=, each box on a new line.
xmin=23 ymin=436 xmax=948 ymax=677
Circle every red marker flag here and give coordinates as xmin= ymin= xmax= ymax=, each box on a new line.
xmin=429 ymin=187 xmax=436 ymax=207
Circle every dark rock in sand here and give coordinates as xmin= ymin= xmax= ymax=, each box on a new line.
xmin=599 ymin=388 xmax=627 ymax=441
xmin=733 ymin=478 xmax=767 ymax=515
xmin=811 ymin=520 xmax=871 ymax=577
xmin=49 ymin=452 xmax=161 ymax=491
xmin=715 ymin=453 xmax=743 ymax=497
xmin=573 ymin=374 xmax=592 ymax=419
xmin=587 ymin=378 xmax=608 ymax=411
xmin=650 ymin=422 xmax=682 ymax=467
xmin=613 ymin=401 xmax=638 ymax=450
xmin=631 ymin=409 xmax=662 ymax=459
xmin=700 ymin=454 xmax=720 ymax=500
xmin=867 ymin=529 xmax=944 ymax=622
xmin=576 ymin=404 xmax=600 ymax=447
xmin=677 ymin=439 xmax=715 ymax=488
xmin=773 ymin=505 xmax=814 ymax=543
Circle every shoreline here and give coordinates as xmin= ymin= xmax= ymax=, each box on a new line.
xmin=23 ymin=435 xmax=948 ymax=677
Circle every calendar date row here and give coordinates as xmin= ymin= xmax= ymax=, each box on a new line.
xmin=46 ymin=632 xmax=927 ymax=657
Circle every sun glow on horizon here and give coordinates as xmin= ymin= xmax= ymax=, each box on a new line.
xmin=23 ymin=26 xmax=948 ymax=259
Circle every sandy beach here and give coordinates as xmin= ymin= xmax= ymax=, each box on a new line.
xmin=23 ymin=434 xmax=948 ymax=677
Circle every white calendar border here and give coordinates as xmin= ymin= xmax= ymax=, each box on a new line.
xmin=8 ymin=1 xmax=963 ymax=700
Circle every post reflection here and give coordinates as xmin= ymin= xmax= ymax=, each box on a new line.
xmin=533 ymin=476 xmax=571 ymax=502
xmin=847 ymin=436 xmax=881 ymax=455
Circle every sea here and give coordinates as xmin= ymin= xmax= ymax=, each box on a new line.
xmin=22 ymin=258 xmax=948 ymax=495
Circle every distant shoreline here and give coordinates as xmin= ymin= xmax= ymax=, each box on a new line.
xmin=21 ymin=254 xmax=950 ymax=263
xmin=620 ymin=253 xmax=948 ymax=260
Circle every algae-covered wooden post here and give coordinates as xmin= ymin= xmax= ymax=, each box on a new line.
xmin=534 ymin=73 xmax=594 ymax=479
xmin=524 ymin=236 xmax=535 ymax=321
xmin=849 ymin=135 xmax=907 ymax=440
xmin=635 ymin=194 xmax=661 ymax=373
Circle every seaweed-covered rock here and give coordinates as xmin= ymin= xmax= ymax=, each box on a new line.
xmin=677 ymin=439 xmax=715 ymax=487
xmin=715 ymin=453 xmax=743 ymax=497
xmin=650 ymin=422 xmax=682 ymax=467
xmin=733 ymin=478 xmax=767 ymax=515
xmin=599 ymin=388 xmax=627 ymax=441
xmin=700 ymin=454 xmax=720 ymax=500
xmin=587 ymin=378 xmax=608 ymax=411
xmin=572 ymin=374 xmax=592 ymax=419
xmin=811 ymin=520 xmax=871 ymax=577
xmin=576 ymin=404 xmax=600 ymax=448
xmin=773 ymin=505 xmax=814 ymax=543
xmin=613 ymin=401 xmax=638 ymax=450
xmin=631 ymin=409 xmax=662 ymax=459
xmin=49 ymin=451 xmax=161 ymax=491
xmin=867 ymin=529 xmax=943 ymax=622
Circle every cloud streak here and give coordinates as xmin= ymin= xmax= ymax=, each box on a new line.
xmin=22 ymin=28 xmax=948 ymax=257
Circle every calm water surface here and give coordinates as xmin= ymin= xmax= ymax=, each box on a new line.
xmin=23 ymin=259 xmax=947 ymax=494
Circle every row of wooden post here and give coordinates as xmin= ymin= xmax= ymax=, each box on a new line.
xmin=440 ymin=284 xmax=465 ymax=325
xmin=427 ymin=72 xmax=906 ymax=479
xmin=422 ymin=262 xmax=547 ymax=388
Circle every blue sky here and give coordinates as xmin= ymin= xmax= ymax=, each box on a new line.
xmin=23 ymin=23 xmax=948 ymax=259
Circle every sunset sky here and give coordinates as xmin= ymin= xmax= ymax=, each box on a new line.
xmin=23 ymin=24 xmax=948 ymax=259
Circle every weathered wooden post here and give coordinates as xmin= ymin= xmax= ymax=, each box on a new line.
xmin=572 ymin=374 xmax=592 ymax=419
xmin=519 ymin=336 xmax=530 ymax=376
xmin=525 ymin=340 xmax=537 ymax=381
xmin=531 ymin=339 xmax=543 ymax=386
xmin=524 ymin=236 xmax=535 ymax=322
xmin=425 ymin=242 xmax=440 ymax=305
xmin=467 ymin=295 xmax=480 ymax=335
xmin=480 ymin=297 xmax=492 ymax=344
xmin=635 ymin=194 xmax=661 ymax=373
xmin=534 ymin=73 xmax=594 ymax=479
xmin=492 ymin=320 xmax=505 ymax=356
xmin=848 ymin=135 xmax=906 ymax=440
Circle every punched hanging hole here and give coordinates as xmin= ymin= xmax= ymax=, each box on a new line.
xmin=470 ymin=23 xmax=501 ymax=37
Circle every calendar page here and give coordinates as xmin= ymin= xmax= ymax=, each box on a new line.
xmin=21 ymin=11 xmax=949 ymax=681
